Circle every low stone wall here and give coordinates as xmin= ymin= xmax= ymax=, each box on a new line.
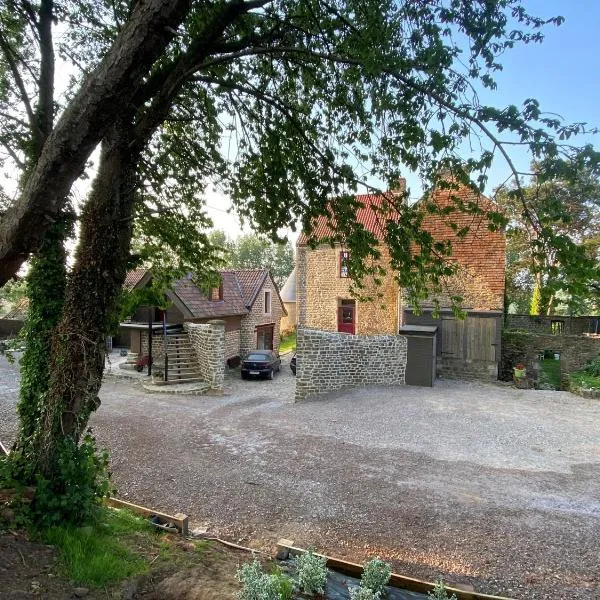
xmin=185 ymin=321 xmax=226 ymax=389
xmin=225 ymin=329 xmax=240 ymax=360
xmin=295 ymin=328 xmax=407 ymax=401
xmin=505 ymin=314 xmax=600 ymax=335
xmin=501 ymin=330 xmax=600 ymax=381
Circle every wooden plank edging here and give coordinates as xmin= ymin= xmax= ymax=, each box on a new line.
xmin=276 ymin=540 xmax=514 ymax=600
xmin=104 ymin=496 xmax=188 ymax=536
xmin=0 ymin=440 xmax=10 ymax=456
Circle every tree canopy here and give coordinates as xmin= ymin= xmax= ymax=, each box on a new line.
xmin=0 ymin=0 xmax=598 ymax=524
xmin=499 ymin=159 xmax=600 ymax=315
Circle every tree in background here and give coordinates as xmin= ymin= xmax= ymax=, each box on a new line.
xmin=498 ymin=158 xmax=600 ymax=315
xmin=208 ymin=230 xmax=294 ymax=288
xmin=0 ymin=0 xmax=597 ymax=523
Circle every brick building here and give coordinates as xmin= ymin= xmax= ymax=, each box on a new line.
xmin=123 ymin=268 xmax=286 ymax=361
xmin=296 ymin=179 xmax=506 ymax=380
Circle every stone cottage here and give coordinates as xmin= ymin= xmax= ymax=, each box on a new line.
xmin=123 ymin=268 xmax=286 ymax=362
xmin=296 ymin=178 xmax=506 ymax=380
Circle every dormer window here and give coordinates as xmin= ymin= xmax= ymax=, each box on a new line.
xmin=210 ymin=282 xmax=224 ymax=301
xmin=340 ymin=251 xmax=350 ymax=278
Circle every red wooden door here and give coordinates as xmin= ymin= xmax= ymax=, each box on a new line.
xmin=338 ymin=303 xmax=355 ymax=334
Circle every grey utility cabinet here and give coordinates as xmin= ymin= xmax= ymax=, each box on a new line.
xmin=399 ymin=325 xmax=438 ymax=387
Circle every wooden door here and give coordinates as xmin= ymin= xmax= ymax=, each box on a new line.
xmin=256 ymin=324 xmax=274 ymax=350
xmin=466 ymin=317 xmax=497 ymax=362
xmin=337 ymin=302 xmax=355 ymax=334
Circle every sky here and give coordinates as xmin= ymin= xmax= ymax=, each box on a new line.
xmin=204 ymin=0 xmax=600 ymax=240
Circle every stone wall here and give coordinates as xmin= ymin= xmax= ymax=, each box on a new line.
xmin=239 ymin=274 xmax=284 ymax=356
xmin=297 ymin=245 xmax=400 ymax=334
xmin=225 ymin=329 xmax=241 ymax=360
xmin=501 ymin=330 xmax=600 ymax=381
xmin=505 ymin=315 xmax=600 ymax=336
xmin=295 ymin=328 xmax=407 ymax=401
xmin=184 ymin=321 xmax=226 ymax=389
xmin=141 ymin=330 xmax=166 ymax=364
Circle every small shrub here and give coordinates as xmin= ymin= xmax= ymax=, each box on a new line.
xmin=350 ymin=586 xmax=381 ymax=600
xmin=428 ymin=579 xmax=458 ymax=600
xmin=295 ymin=548 xmax=328 ymax=596
xmin=583 ymin=355 xmax=600 ymax=377
xmin=361 ymin=557 xmax=392 ymax=595
xmin=271 ymin=569 xmax=294 ymax=600
xmin=236 ymin=558 xmax=287 ymax=600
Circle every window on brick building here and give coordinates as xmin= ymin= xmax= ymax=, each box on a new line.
xmin=264 ymin=290 xmax=271 ymax=314
xmin=340 ymin=251 xmax=350 ymax=278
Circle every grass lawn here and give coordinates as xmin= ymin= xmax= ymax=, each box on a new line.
xmin=539 ymin=358 xmax=561 ymax=390
xmin=37 ymin=505 xmax=247 ymax=597
xmin=279 ymin=330 xmax=296 ymax=354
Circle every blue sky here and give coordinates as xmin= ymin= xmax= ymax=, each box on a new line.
xmin=469 ymin=0 xmax=600 ymax=191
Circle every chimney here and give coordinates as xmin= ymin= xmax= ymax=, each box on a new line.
xmin=391 ymin=177 xmax=406 ymax=195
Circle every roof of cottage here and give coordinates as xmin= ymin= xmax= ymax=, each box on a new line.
xmin=124 ymin=268 xmax=285 ymax=319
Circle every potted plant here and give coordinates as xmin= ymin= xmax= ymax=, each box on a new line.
xmin=513 ymin=363 xmax=526 ymax=379
xmin=135 ymin=355 xmax=150 ymax=372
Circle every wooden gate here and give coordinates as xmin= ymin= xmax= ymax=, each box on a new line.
xmin=441 ymin=315 xmax=497 ymax=362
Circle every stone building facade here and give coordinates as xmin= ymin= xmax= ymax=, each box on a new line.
xmin=185 ymin=321 xmax=226 ymax=388
xmin=296 ymin=246 xmax=400 ymax=335
xmin=297 ymin=180 xmax=505 ymax=336
xmin=123 ymin=268 xmax=286 ymax=366
xmin=239 ymin=274 xmax=285 ymax=356
xmin=295 ymin=328 xmax=407 ymax=401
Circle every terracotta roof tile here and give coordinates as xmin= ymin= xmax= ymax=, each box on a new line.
xmin=222 ymin=269 xmax=269 ymax=306
xmin=124 ymin=268 xmax=148 ymax=290
xmin=171 ymin=272 xmax=248 ymax=319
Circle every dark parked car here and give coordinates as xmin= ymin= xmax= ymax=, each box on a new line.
xmin=290 ymin=353 xmax=297 ymax=376
xmin=241 ymin=350 xmax=281 ymax=380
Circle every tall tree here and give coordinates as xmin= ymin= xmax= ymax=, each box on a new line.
xmin=498 ymin=158 xmax=600 ymax=315
xmin=0 ymin=0 xmax=597 ymax=521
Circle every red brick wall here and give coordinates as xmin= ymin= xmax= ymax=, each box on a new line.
xmin=419 ymin=186 xmax=505 ymax=311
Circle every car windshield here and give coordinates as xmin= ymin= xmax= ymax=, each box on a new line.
xmin=246 ymin=353 xmax=269 ymax=361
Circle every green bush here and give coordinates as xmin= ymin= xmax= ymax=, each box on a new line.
xmin=583 ymin=355 xmax=600 ymax=377
xmin=428 ymin=579 xmax=457 ymax=600
xmin=295 ymin=548 xmax=328 ymax=596
xmin=360 ymin=557 xmax=392 ymax=596
xmin=350 ymin=587 xmax=381 ymax=600
xmin=236 ymin=558 xmax=293 ymax=600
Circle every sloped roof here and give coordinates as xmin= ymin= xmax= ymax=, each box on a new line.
xmin=297 ymin=194 xmax=393 ymax=246
xmin=170 ymin=272 xmax=248 ymax=319
xmin=297 ymin=184 xmax=497 ymax=246
xmin=123 ymin=268 xmax=286 ymax=320
xmin=279 ymin=268 xmax=296 ymax=303
xmin=124 ymin=268 xmax=149 ymax=290
xmin=223 ymin=269 xmax=269 ymax=307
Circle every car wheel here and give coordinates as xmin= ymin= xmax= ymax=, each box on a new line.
xmin=268 ymin=369 xmax=274 ymax=380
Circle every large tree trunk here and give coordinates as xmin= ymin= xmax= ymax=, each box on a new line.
xmin=0 ymin=0 xmax=191 ymax=286
xmin=34 ymin=124 xmax=139 ymax=478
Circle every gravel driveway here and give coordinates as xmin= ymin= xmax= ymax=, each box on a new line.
xmin=1 ymin=354 xmax=599 ymax=599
